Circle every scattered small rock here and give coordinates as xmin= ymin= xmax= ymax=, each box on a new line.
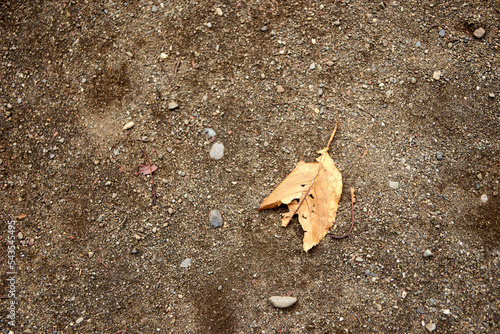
xmin=152 ymin=5 xmax=158 ymax=13
xmin=180 ymin=258 xmax=191 ymax=268
xmin=333 ymin=20 xmax=341 ymax=26
xmin=210 ymin=209 xmax=223 ymax=228
xmin=355 ymin=256 xmax=363 ymax=262
xmin=325 ymin=60 xmax=335 ymax=66
xmin=309 ymin=63 xmax=316 ymax=70
xmin=131 ymin=248 xmax=138 ymax=254
xmin=423 ymin=249 xmax=433 ymax=258
xmin=425 ymin=322 xmax=436 ymax=332
xmin=215 ymin=7 xmax=223 ymax=16
xmin=203 ymin=128 xmax=216 ymax=137
xmin=436 ymin=151 xmax=443 ymax=160
xmin=416 ymin=41 xmax=421 ymax=47
xmin=276 ymin=85 xmax=284 ymax=93
xmin=261 ymin=26 xmax=268 ymax=32
xmin=269 ymin=296 xmax=297 ymax=308
xmin=433 ymin=70 xmax=441 ymax=81
xmin=410 ymin=77 xmax=417 ymax=84
xmin=378 ymin=1 xmax=386 ymax=9
xmin=205 ymin=22 xmax=212 ymax=28
xmin=480 ymin=194 xmax=488 ymax=204
xmin=389 ymin=181 xmax=399 ymax=189
xmin=123 ymin=121 xmax=135 ymax=130
xmin=88 ymin=251 xmax=94 ymax=258
xmin=17 ymin=232 xmax=24 ymax=240
xmin=168 ymin=101 xmax=178 ymax=110
xmin=126 ymin=51 xmax=133 ymax=58
xmin=439 ymin=29 xmax=445 ymax=37
xmin=167 ymin=207 xmax=174 ymax=214
xmin=473 ymin=27 xmax=485 ymax=39
xmin=376 ymin=303 xmax=382 ymax=311
xmin=489 ymin=92 xmax=495 ymax=98
xmin=160 ymin=52 xmax=168 ymax=59
xmin=209 ymin=142 xmax=224 ymax=160
xmin=75 ymin=317 xmax=84 ymax=325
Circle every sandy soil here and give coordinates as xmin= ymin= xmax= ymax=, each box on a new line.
xmin=1 ymin=1 xmax=499 ymax=333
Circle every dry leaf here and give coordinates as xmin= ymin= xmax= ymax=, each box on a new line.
xmin=17 ymin=213 xmax=27 ymax=220
xmin=139 ymin=164 xmax=158 ymax=175
xmin=259 ymin=124 xmax=342 ymax=252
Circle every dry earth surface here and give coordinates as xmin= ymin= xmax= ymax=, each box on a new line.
xmin=1 ymin=0 xmax=499 ymax=333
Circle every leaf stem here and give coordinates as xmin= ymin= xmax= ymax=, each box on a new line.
xmin=331 ymin=187 xmax=356 ymax=239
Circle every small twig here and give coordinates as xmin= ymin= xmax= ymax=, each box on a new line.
xmin=331 ymin=187 xmax=356 ymax=239
xmin=108 ymin=215 xmax=127 ymax=232
xmin=427 ymin=24 xmax=440 ymax=33
xmin=141 ymin=148 xmax=157 ymax=206
xmin=97 ymin=257 xmax=109 ymax=269
xmin=174 ymin=60 xmax=181 ymax=76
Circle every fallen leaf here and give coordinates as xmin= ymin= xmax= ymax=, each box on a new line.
xmin=17 ymin=213 xmax=27 ymax=220
xmin=139 ymin=164 xmax=158 ymax=175
xmin=259 ymin=124 xmax=342 ymax=251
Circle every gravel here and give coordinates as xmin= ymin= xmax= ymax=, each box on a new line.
xmin=473 ymin=27 xmax=485 ymax=39
xmin=180 ymin=258 xmax=191 ymax=268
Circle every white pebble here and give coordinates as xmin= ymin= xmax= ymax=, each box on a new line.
xmin=269 ymin=296 xmax=297 ymax=308
xmin=480 ymin=194 xmax=488 ymax=203
xmin=433 ymin=71 xmax=441 ymax=80
xmin=210 ymin=142 xmax=224 ymax=160
xmin=123 ymin=121 xmax=135 ymax=130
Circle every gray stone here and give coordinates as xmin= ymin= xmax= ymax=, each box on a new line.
xmin=269 ymin=296 xmax=297 ymax=308
xmin=415 ymin=41 xmax=421 ymax=47
xmin=203 ymin=128 xmax=216 ymax=137
xmin=309 ymin=63 xmax=316 ymax=70
xmin=261 ymin=26 xmax=267 ymax=32
xmin=436 ymin=151 xmax=443 ymax=160
xmin=439 ymin=29 xmax=445 ymax=37
xmin=210 ymin=209 xmax=223 ymax=228
xmin=180 ymin=258 xmax=191 ymax=268
xmin=473 ymin=27 xmax=485 ymax=39
xmin=389 ymin=181 xmax=399 ymax=189
xmin=209 ymin=142 xmax=224 ymax=160
xmin=423 ymin=249 xmax=433 ymax=258
xmin=75 ymin=317 xmax=84 ymax=324
xmin=152 ymin=5 xmax=158 ymax=13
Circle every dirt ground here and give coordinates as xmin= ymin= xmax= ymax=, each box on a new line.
xmin=1 ymin=0 xmax=499 ymax=333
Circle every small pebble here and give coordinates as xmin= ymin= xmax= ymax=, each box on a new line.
xmin=276 ymin=85 xmax=284 ymax=93
xmin=180 ymin=258 xmax=191 ymax=268
xmin=123 ymin=121 xmax=135 ymax=130
xmin=203 ymin=128 xmax=216 ymax=137
xmin=76 ymin=317 xmax=84 ymax=325
xmin=423 ymin=249 xmax=433 ymax=258
xmin=152 ymin=5 xmax=158 ymax=13
xmin=209 ymin=142 xmax=224 ymax=160
xmin=436 ymin=151 xmax=443 ymax=160
xmin=480 ymin=194 xmax=488 ymax=204
xmin=160 ymin=52 xmax=168 ymax=59
xmin=113 ymin=149 xmax=120 ymax=156
xmin=333 ymin=20 xmax=341 ymax=26
xmin=439 ymin=29 xmax=445 ymax=37
xmin=269 ymin=296 xmax=297 ymax=309
xmin=88 ymin=251 xmax=94 ymax=258
xmin=167 ymin=208 xmax=174 ymax=214
xmin=416 ymin=41 xmax=421 ymax=47
xmin=17 ymin=232 xmax=24 ymax=240
xmin=355 ymin=256 xmax=363 ymax=262
xmin=126 ymin=51 xmax=133 ymax=57
xmin=473 ymin=27 xmax=485 ymax=39
xmin=389 ymin=181 xmax=399 ymax=189
xmin=210 ymin=209 xmax=223 ymax=228
xmin=410 ymin=77 xmax=417 ymax=84
xmin=433 ymin=71 xmax=441 ymax=81
xmin=168 ymin=101 xmax=178 ymax=110
xmin=309 ymin=63 xmax=316 ymax=70
xmin=425 ymin=322 xmax=436 ymax=332
xmin=376 ymin=303 xmax=382 ymax=311
xmin=205 ymin=22 xmax=212 ymax=28
xmin=215 ymin=7 xmax=222 ymax=16
xmin=261 ymin=26 xmax=268 ymax=32
xmin=326 ymin=60 xmax=334 ymax=66
xmin=131 ymin=248 xmax=138 ymax=254
xmin=489 ymin=92 xmax=495 ymax=98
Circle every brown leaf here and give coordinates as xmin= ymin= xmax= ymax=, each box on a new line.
xmin=259 ymin=124 xmax=342 ymax=252
xmin=17 ymin=213 xmax=27 ymax=220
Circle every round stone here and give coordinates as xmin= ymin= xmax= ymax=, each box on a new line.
xmin=269 ymin=296 xmax=297 ymax=308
